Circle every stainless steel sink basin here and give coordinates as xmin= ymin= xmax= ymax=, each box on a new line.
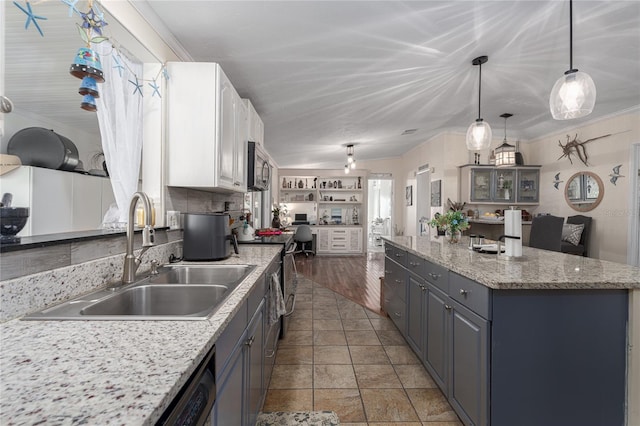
xmin=80 ymin=284 xmax=229 ymax=317
xmin=23 ymin=264 xmax=256 ymax=320
xmin=149 ymin=264 xmax=254 ymax=285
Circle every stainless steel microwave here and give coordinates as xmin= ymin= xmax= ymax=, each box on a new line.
xmin=247 ymin=141 xmax=271 ymax=191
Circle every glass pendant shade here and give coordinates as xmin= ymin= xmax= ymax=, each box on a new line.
xmin=344 ymin=164 xmax=350 ymax=174
xmin=466 ymin=119 xmax=492 ymax=151
xmin=549 ymin=70 xmax=596 ymax=120
xmin=495 ymin=142 xmax=516 ymax=167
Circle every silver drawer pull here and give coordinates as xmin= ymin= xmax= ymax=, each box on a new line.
xmin=459 ymin=289 xmax=469 ymax=296
xmin=444 ymin=305 xmax=452 ymax=311
xmin=384 ymin=270 xmax=391 ymax=273
xmin=409 ymin=261 xmax=420 ymax=266
xmin=395 ymin=279 xmax=403 ymax=284
xmin=420 ymin=285 xmax=426 ymax=292
xmin=245 ymin=336 xmax=255 ymax=347
xmin=428 ymin=272 xmax=441 ymax=280
xmin=394 ymin=312 xmax=401 ymax=317
xmin=395 ymin=253 xmax=403 ymax=257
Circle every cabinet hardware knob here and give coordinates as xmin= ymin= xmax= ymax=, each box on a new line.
xmin=409 ymin=262 xmax=419 ymax=266
xmin=395 ymin=279 xmax=403 ymax=283
xmin=420 ymin=285 xmax=426 ymax=292
xmin=395 ymin=253 xmax=403 ymax=257
xmin=246 ymin=336 xmax=255 ymax=347
xmin=459 ymin=289 xmax=468 ymax=296
xmin=445 ymin=305 xmax=452 ymax=311
xmin=394 ymin=312 xmax=401 ymax=317
xmin=384 ymin=270 xmax=391 ymax=273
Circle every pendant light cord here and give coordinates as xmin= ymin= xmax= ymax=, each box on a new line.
xmin=478 ymin=62 xmax=482 ymax=120
xmin=569 ymin=0 xmax=573 ymax=71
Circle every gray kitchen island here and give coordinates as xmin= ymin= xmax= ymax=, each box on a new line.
xmin=382 ymin=235 xmax=640 ymax=426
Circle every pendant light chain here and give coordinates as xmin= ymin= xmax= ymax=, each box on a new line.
xmin=478 ymin=61 xmax=482 ymax=119
xmin=569 ymin=0 xmax=574 ymax=72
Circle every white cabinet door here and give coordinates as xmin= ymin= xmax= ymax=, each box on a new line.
xmin=330 ymin=228 xmax=349 ymax=252
xmin=244 ymin=99 xmax=264 ymax=146
xmin=317 ymin=228 xmax=330 ymax=253
xmin=218 ymin=68 xmax=237 ymax=190
xmin=234 ymin=94 xmax=248 ymax=191
xmin=31 ymin=167 xmax=73 ymax=235
xmin=348 ymin=228 xmax=363 ymax=253
xmin=72 ymin=174 xmax=103 ymax=231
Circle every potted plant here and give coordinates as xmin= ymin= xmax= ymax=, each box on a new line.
xmin=429 ymin=210 xmax=470 ymax=243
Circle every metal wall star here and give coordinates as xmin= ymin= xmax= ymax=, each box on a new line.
xmin=113 ymin=55 xmax=125 ymax=78
xmin=149 ymin=80 xmax=161 ymax=98
xmin=13 ymin=1 xmax=47 ymax=37
xmin=129 ymin=77 xmax=143 ymax=97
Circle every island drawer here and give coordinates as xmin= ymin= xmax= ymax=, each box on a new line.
xmin=384 ymin=259 xmax=406 ymax=301
xmin=425 ymin=260 xmax=449 ymax=293
xmin=449 ymin=272 xmax=491 ymax=319
xmin=407 ymin=253 xmax=425 ymax=277
xmin=247 ymin=270 xmax=268 ymax=318
xmin=384 ymin=243 xmax=407 ymax=266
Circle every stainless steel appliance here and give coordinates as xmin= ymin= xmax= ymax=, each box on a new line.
xmin=247 ymin=141 xmax=271 ymax=191
xmin=157 ymin=345 xmax=216 ymax=425
xmin=183 ymin=213 xmax=239 ymax=261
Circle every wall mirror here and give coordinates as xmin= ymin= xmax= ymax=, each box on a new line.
xmin=565 ymin=171 xmax=604 ymax=212
xmin=1 ymin=0 xmax=162 ymax=241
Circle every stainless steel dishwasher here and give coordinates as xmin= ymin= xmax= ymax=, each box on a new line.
xmin=157 ymin=345 xmax=216 ymax=426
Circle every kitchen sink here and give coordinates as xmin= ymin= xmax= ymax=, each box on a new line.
xmin=23 ymin=264 xmax=256 ymax=321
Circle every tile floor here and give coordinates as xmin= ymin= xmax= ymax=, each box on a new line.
xmin=263 ymin=278 xmax=463 ymax=426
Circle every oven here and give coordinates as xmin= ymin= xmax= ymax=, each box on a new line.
xmin=157 ymin=345 xmax=216 ymax=426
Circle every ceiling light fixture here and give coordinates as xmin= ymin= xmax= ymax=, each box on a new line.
xmin=549 ymin=0 xmax=596 ymax=120
xmin=466 ymin=56 xmax=492 ymax=151
xmin=495 ymin=113 xmax=516 ymax=167
xmin=346 ymin=144 xmax=356 ymax=172
xmin=344 ymin=164 xmax=350 ymax=174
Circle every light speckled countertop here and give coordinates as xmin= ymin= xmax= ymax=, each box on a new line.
xmin=384 ymin=235 xmax=640 ymax=290
xmin=0 ymin=245 xmax=281 ymax=425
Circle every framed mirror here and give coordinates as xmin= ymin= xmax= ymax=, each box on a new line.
xmin=565 ymin=171 xmax=604 ymax=212
xmin=1 ymin=1 xmax=162 ymax=240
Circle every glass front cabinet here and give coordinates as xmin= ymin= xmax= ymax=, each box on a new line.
xmin=460 ymin=165 xmax=540 ymax=205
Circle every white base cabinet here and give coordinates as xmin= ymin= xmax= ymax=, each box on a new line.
xmin=316 ymin=227 xmax=363 ymax=254
xmin=167 ymin=62 xmax=247 ymax=193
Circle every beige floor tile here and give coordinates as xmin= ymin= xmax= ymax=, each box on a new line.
xmin=290 ymin=308 xmax=312 ymax=321
xmin=366 ymin=309 xmax=383 ymax=319
xmin=269 ymin=364 xmax=313 ymax=389
xmin=314 ymin=329 xmax=348 ymax=346
xmin=289 ymin=317 xmax=313 ymax=330
xmin=368 ymin=423 xmax=422 ymax=426
xmin=406 ymin=388 xmax=460 ymax=422
xmin=394 ymin=364 xmax=437 ymax=388
xmin=345 ymin=330 xmax=382 ymax=345
xmin=353 ymin=364 xmax=402 ymax=388
xmin=314 ymin=364 xmax=358 ymax=388
xmin=340 ymin=306 xmax=370 ymax=319
xmin=280 ymin=329 xmax=313 ymax=346
xmin=384 ymin=346 xmax=421 ymax=365
xmin=262 ymin=389 xmax=313 ymax=411
xmin=342 ymin=319 xmax=374 ymax=330
xmin=314 ymin=388 xmax=366 ymax=422
xmin=295 ymin=301 xmax=313 ymax=311
xmin=295 ymin=282 xmax=313 ymax=294
xmin=313 ymin=307 xmax=341 ymax=319
xmin=275 ymin=346 xmax=313 ymax=365
xmin=314 ymin=319 xmax=343 ymax=330
xmin=420 ymin=422 xmax=463 ymax=426
xmin=349 ymin=345 xmax=390 ymax=364
xmin=339 ymin=423 xmax=368 ymax=426
xmin=376 ymin=329 xmax=407 ymax=345
xmin=314 ymin=345 xmax=352 ymax=364
xmin=370 ymin=317 xmax=398 ymax=331
xmin=313 ymin=298 xmax=339 ymax=308
xmin=360 ymin=388 xmax=420 ymax=422
xmin=296 ymin=293 xmax=313 ymax=303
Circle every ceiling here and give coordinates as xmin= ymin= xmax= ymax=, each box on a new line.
xmin=140 ymin=0 xmax=639 ymax=169
xmin=5 ymin=1 xmax=638 ymax=169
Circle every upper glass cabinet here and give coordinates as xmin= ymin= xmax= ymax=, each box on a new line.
xmin=462 ymin=166 xmax=540 ymax=205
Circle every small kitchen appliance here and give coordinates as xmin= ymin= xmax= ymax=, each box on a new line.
xmin=0 ymin=193 xmax=29 ymax=244
xmin=183 ymin=213 xmax=238 ymax=261
xmin=247 ymin=141 xmax=271 ymax=191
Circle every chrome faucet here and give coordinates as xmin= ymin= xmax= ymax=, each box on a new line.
xmin=121 ymin=192 xmax=155 ymax=284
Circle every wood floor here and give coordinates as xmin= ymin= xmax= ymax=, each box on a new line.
xmin=294 ymin=252 xmax=385 ymax=315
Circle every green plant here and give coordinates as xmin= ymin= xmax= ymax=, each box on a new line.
xmin=272 ymin=206 xmax=280 ymax=217
xmin=429 ymin=210 xmax=470 ymax=234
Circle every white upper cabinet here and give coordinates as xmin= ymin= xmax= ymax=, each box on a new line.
xmin=166 ymin=62 xmax=247 ymax=192
xmin=243 ymin=99 xmax=264 ymax=146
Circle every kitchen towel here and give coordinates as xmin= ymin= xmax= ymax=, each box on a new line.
xmin=268 ymin=272 xmax=286 ymax=326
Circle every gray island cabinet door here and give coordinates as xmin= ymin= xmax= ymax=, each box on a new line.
xmin=449 ymin=300 xmax=489 ymax=426
xmin=425 ymin=284 xmax=449 ymax=393
xmin=213 ymin=334 xmax=245 ymax=426
xmin=406 ymin=274 xmax=426 ymax=357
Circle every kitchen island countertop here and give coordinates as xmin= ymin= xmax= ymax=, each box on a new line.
xmin=0 ymin=244 xmax=281 ymax=425
xmin=383 ymin=235 xmax=640 ymax=290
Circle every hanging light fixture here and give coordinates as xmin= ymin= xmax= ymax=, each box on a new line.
xmin=346 ymin=144 xmax=356 ymax=170
xmin=495 ymin=113 xmax=517 ymax=167
xmin=549 ymin=0 xmax=596 ymax=120
xmin=344 ymin=164 xmax=350 ymax=174
xmin=466 ymin=56 xmax=492 ymax=151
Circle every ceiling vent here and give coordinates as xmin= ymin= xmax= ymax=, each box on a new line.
xmin=401 ymin=129 xmax=418 ymax=135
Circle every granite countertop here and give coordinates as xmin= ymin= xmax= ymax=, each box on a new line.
xmin=0 ymin=245 xmax=281 ymax=425
xmin=383 ymin=235 xmax=640 ymax=290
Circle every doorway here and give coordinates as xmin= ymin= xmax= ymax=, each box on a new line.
xmin=367 ymin=175 xmax=393 ymax=252
xmin=629 ymin=143 xmax=640 ymax=267
xmin=415 ymin=165 xmax=431 ymax=236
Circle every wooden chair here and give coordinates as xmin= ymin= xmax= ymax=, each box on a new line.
xmin=528 ymin=215 xmax=564 ymax=252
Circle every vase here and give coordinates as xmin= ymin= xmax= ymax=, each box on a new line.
xmin=271 ymin=217 xmax=281 ymax=229
xmin=446 ymin=229 xmax=461 ymax=244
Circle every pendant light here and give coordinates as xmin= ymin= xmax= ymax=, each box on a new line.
xmin=495 ymin=113 xmax=516 ymax=167
xmin=549 ymin=0 xmax=596 ymax=120
xmin=466 ymin=56 xmax=492 ymax=151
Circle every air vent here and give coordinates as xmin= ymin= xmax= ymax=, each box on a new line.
xmin=401 ymin=129 xmax=418 ymax=135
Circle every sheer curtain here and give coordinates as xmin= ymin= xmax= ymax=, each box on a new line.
xmin=93 ymin=41 xmax=143 ymax=225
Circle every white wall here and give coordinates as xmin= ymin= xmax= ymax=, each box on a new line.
xmin=526 ymin=111 xmax=640 ymax=263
